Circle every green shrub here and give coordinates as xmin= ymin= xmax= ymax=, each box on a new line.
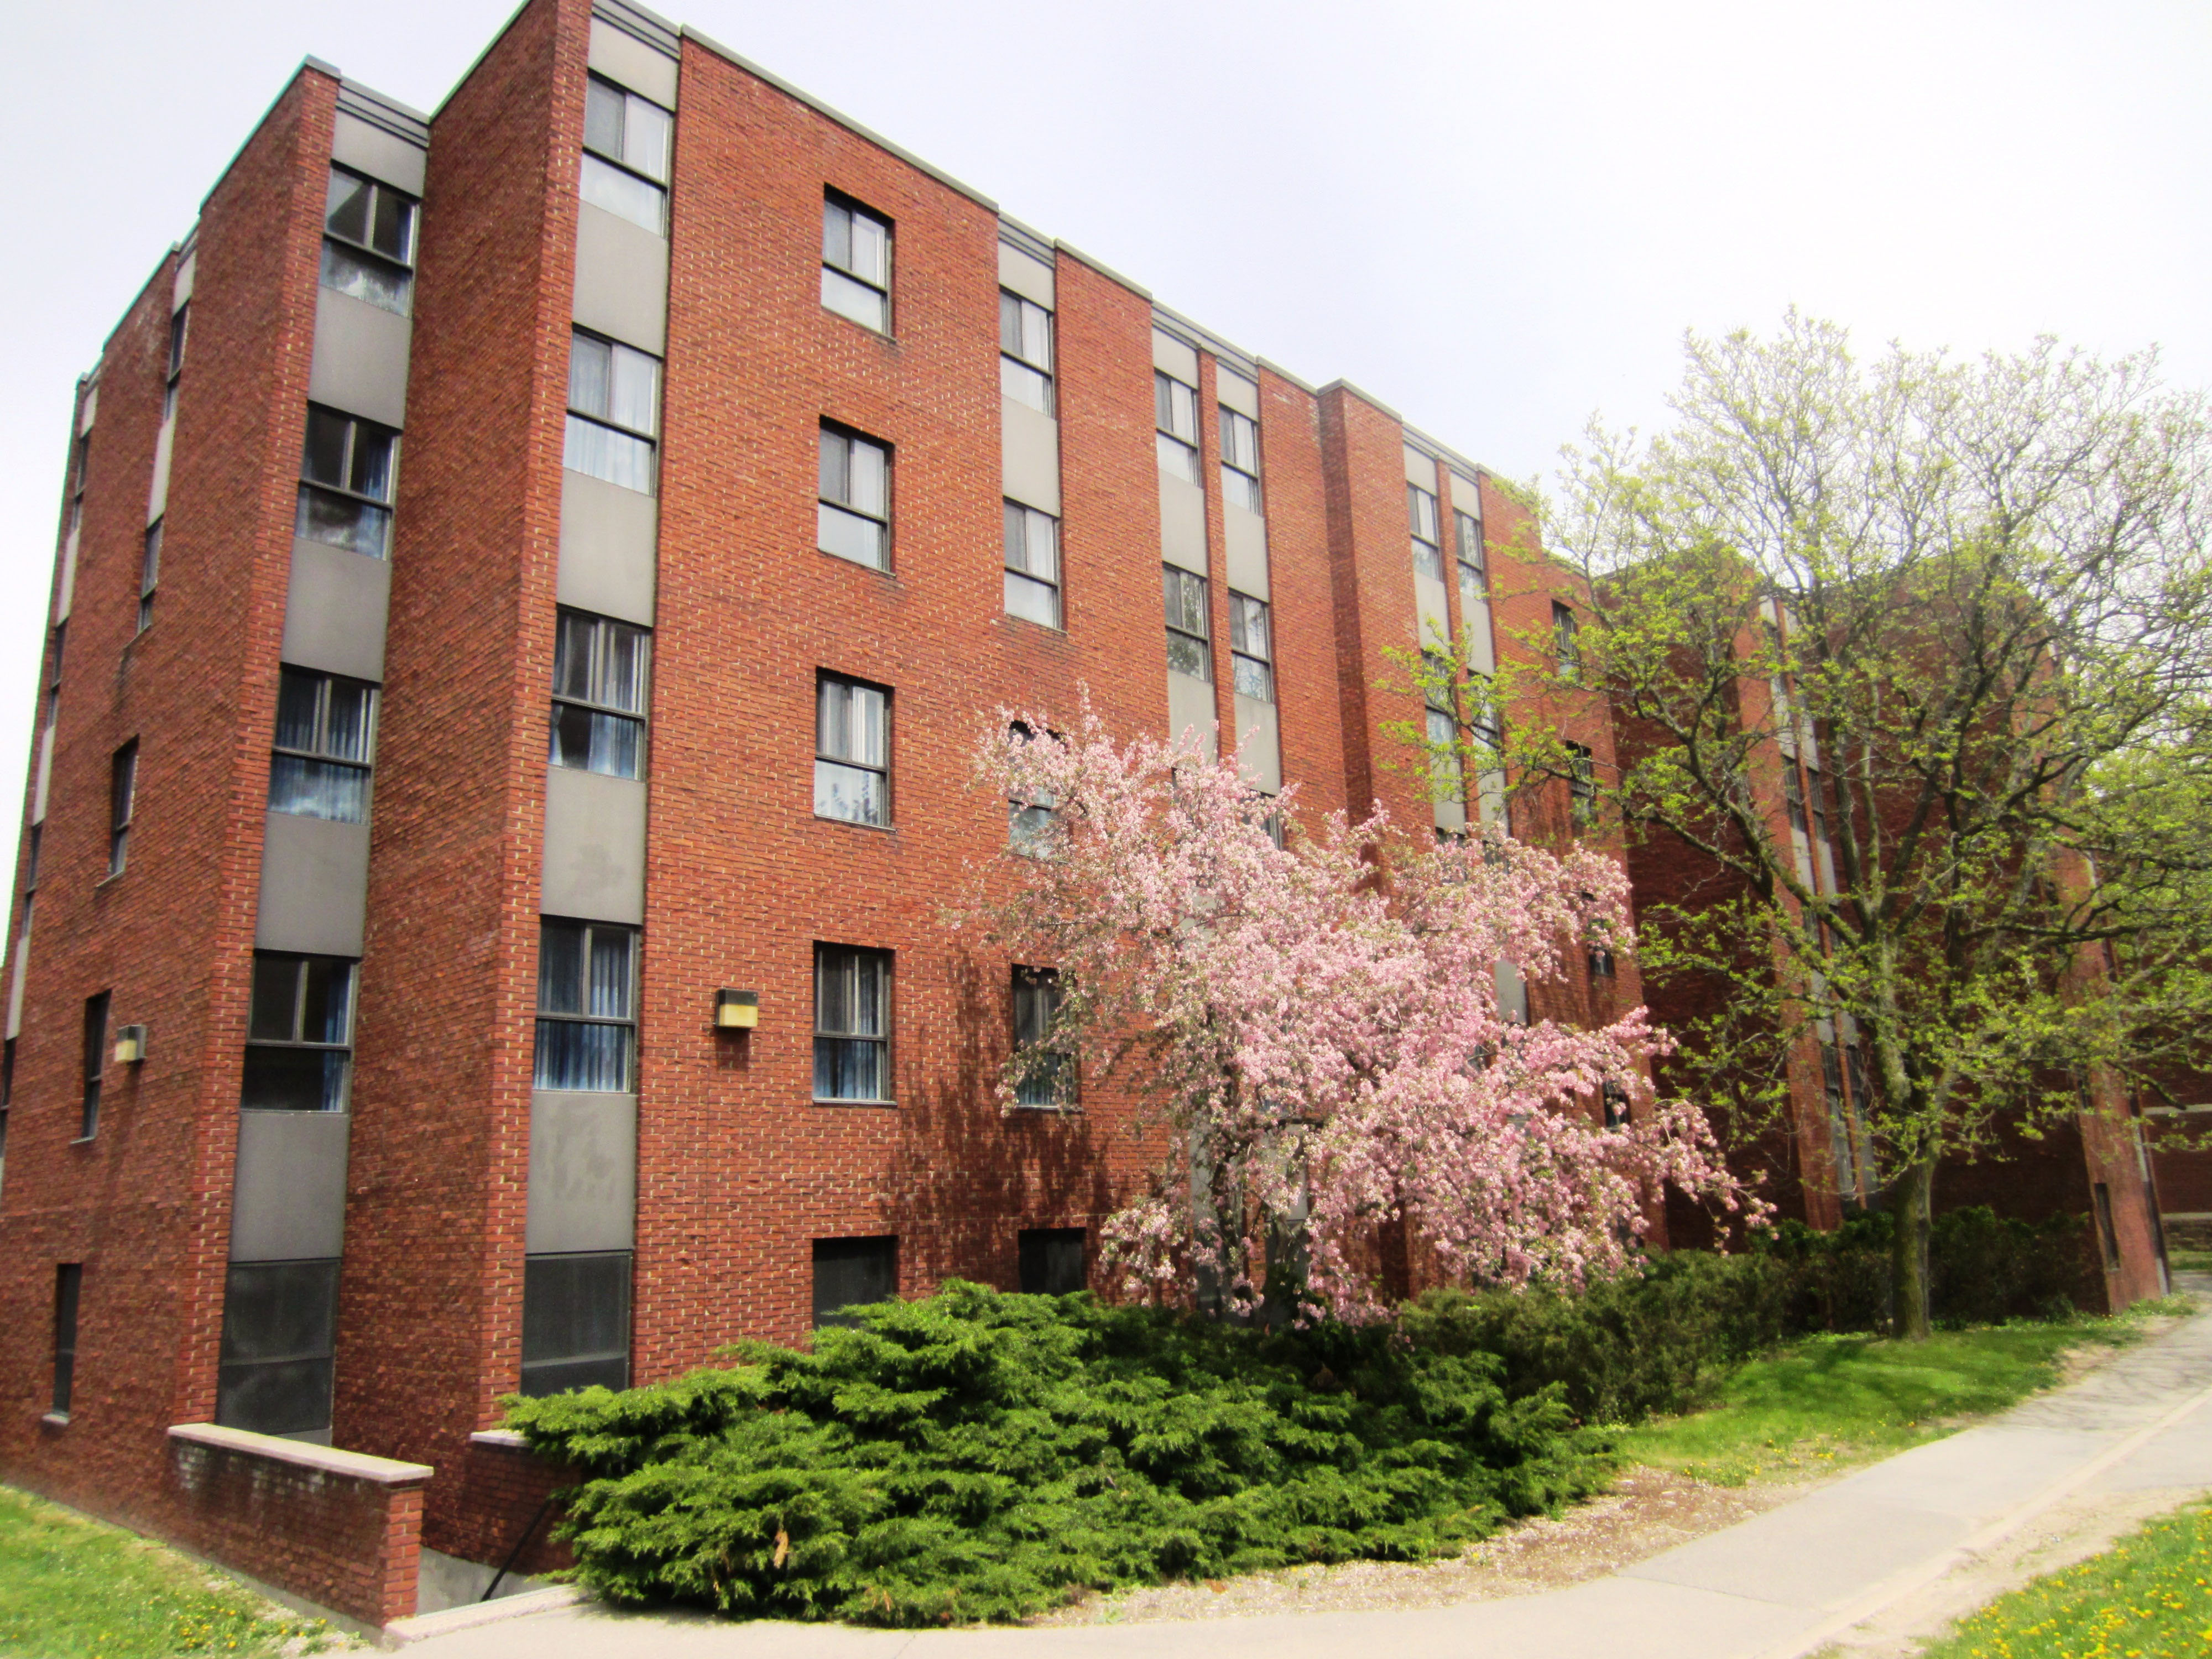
xmin=505 ymin=1281 xmax=1614 ymax=1627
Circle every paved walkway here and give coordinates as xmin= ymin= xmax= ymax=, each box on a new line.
xmin=397 ymin=1281 xmax=2212 ymax=1659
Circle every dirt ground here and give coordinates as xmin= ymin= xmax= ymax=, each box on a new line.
xmin=1036 ymin=1334 xmax=2156 ymax=1630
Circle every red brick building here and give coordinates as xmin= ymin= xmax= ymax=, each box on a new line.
xmin=0 ymin=0 xmax=1618 ymax=1621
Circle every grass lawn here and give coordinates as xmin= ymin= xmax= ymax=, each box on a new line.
xmin=1615 ymin=1314 xmax=2171 ymax=1487
xmin=2172 ymin=1248 xmax=2212 ymax=1273
xmin=1922 ymin=1499 xmax=2212 ymax=1658
xmin=0 ymin=1484 xmax=341 ymax=1658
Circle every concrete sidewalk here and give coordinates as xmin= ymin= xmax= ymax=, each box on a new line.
xmin=396 ymin=1285 xmax=2212 ymax=1659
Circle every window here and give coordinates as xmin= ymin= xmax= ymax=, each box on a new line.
xmin=551 ymin=611 xmax=650 ymax=779
xmin=1423 ymin=652 xmax=1461 ymax=794
xmin=814 ymin=944 xmax=891 ymax=1103
xmin=581 ymin=74 xmax=672 ymax=236
xmin=217 ymin=1260 xmax=338 ymax=1434
xmin=1007 ymin=723 xmax=1057 ymax=855
xmin=1019 ymin=1228 xmax=1086 ymax=1295
xmin=1011 ymin=966 xmax=1073 ymax=1108
xmin=1003 ymin=502 xmax=1061 ymax=628
xmin=1228 ymin=593 xmax=1273 ymax=701
xmin=44 ymin=623 xmax=62 ymax=735
xmin=521 ymin=1251 xmax=631 ymax=1395
xmin=0 ymin=1038 xmax=11 ymax=1198
xmin=2093 ymin=1183 xmax=2121 ymax=1272
xmin=1588 ymin=945 xmax=1616 ymax=980
xmin=137 ymin=521 xmax=160 ymax=633
xmin=321 ymin=164 xmax=417 ymax=316
xmin=51 ymin=1264 xmax=81 ymax=1419
xmin=1164 ymin=566 xmax=1210 ymax=680
xmin=1553 ymin=602 xmax=1582 ymax=676
xmin=1601 ymin=1082 xmax=1630 ymax=1129
xmin=69 ymin=429 xmax=90 ymax=499
xmin=1783 ymin=765 xmax=1808 ymax=833
xmin=1455 ymin=508 xmax=1484 ymax=610
xmin=1000 ymin=290 xmax=1054 ymax=413
xmin=107 ymin=742 xmax=136 ymax=878
xmin=23 ymin=827 xmax=38 ymax=894
xmin=813 ymin=1235 xmax=898 ymax=1328
xmin=297 ymin=405 xmax=398 ymax=558
xmin=80 ymin=993 xmax=108 ymax=1141
xmin=1567 ymin=742 xmax=1597 ymax=827
xmin=815 ymin=675 xmax=890 ymax=826
xmin=1408 ymin=484 xmax=1441 ymax=578
xmin=817 ymin=425 xmax=890 ymax=568
xmin=1806 ymin=767 xmax=1829 ymax=842
xmin=244 ymin=953 xmax=356 ymax=1111
xmin=270 ymin=668 xmax=377 ymax=823
xmin=164 ymin=304 xmax=187 ymax=421
xmin=1155 ymin=372 xmax=1199 ymax=484
xmin=565 ymin=332 xmax=659 ymax=494
xmin=1220 ymin=408 xmax=1260 ymax=511
xmin=534 ymin=921 xmax=637 ymax=1092
xmin=821 ymin=194 xmax=892 ymax=331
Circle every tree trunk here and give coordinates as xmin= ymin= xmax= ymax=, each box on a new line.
xmin=1890 ymin=1156 xmax=1936 ymax=1340
xmin=1188 ymin=1114 xmax=1225 ymax=1317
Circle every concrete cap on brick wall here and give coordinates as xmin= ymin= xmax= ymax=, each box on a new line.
xmin=168 ymin=1422 xmax=434 ymax=1486
xmin=467 ymin=1428 xmax=530 ymax=1451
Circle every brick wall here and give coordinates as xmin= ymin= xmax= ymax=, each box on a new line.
xmin=165 ymin=1425 xmax=428 ymax=1628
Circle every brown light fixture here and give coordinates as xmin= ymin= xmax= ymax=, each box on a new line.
xmin=714 ymin=990 xmax=759 ymax=1030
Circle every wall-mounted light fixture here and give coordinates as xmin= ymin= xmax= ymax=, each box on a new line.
xmin=113 ymin=1024 xmax=148 ymax=1065
xmin=714 ymin=990 xmax=759 ymax=1030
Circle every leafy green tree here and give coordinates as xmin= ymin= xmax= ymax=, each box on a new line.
xmin=1402 ymin=313 xmax=2212 ymax=1337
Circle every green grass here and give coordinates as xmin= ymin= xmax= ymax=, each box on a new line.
xmin=0 ymin=1484 xmax=340 ymax=1658
xmin=1922 ymin=1499 xmax=2212 ymax=1659
xmin=1615 ymin=1318 xmax=2155 ymax=1486
xmin=2171 ymin=1249 xmax=2212 ymax=1274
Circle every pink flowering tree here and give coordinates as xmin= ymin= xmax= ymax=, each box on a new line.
xmin=967 ymin=701 xmax=1754 ymax=1324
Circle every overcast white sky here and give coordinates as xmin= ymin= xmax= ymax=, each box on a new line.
xmin=1 ymin=0 xmax=2205 ymax=880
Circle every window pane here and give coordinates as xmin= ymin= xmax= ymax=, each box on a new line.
xmin=538 ymin=922 xmax=585 ymax=1015
xmin=1223 ymin=467 xmax=1261 ymax=512
xmin=624 ymin=96 xmax=672 ymax=182
xmin=349 ymin=427 xmax=395 ymax=502
xmin=249 ymin=956 xmax=301 ymax=1042
xmin=579 ymin=153 xmax=666 ymax=236
xmin=821 ymin=267 xmax=888 ymax=330
xmin=370 ymin=190 xmax=415 ymax=264
xmin=584 ymin=77 xmax=625 ymax=159
xmin=319 ymin=241 xmax=412 ymax=316
xmin=296 ymin=488 xmax=392 ymax=558
xmin=582 ymin=710 xmax=643 ymax=776
xmin=324 ymin=680 xmax=375 ymax=762
xmin=1000 ymin=290 xmax=1022 ymax=356
xmin=241 ymin=1046 xmax=348 ymax=1112
xmin=564 ymin=416 xmax=656 ymax=494
xmin=588 ymin=928 xmax=634 ymax=1019
xmin=275 ymin=669 xmax=321 ymax=753
xmin=1166 ymin=631 xmax=1211 ymax=679
xmin=845 ymin=685 xmax=885 ymax=765
xmin=568 ymin=335 xmax=612 ymax=421
xmin=533 ymin=1019 xmax=630 ymax=1092
xmin=1457 ymin=510 xmax=1483 ymax=566
xmin=1155 ymin=432 xmax=1199 ymax=483
xmin=815 ymin=760 xmax=886 ymax=825
xmin=302 ymin=958 xmax=354 ymax=1045
xmin=553 ymin=613 xmax=594 ymax=702
xmin=821 ymin=199 xmax=851 ymax=268
xmin=813 ymin=1037 xmax=884 ymax=1102
xmin=844 ymin=437 xmax=886 ymax=517
xmin=301 ymin=408 xmax=351 ymax=488
xmin=1412 ymin=539 xmax=1443 ymax=579
xmin=1164 ymin=568 xmax=1207 ymax=637
xmin=847 ymin=210 xmax=889 ymax=286
xmin=597 ymin=623 xmax=649 ymax=713
xmin=1005 ymin=571 xmax=1060 ymax=628
xmin=1233 ymin=655 xmax=1275 ymax=701
xmin=818 ymin=429 xmax=848 ymax=503
xmin=608 ymin=345 xmax=660 ymax=437
xmin=268 ymin=755 xmax=369 ymax=822
xmin=325 ymin=169 xmax=371 ymax=242
xmin=1000 ymin=357 xmax=1051 ymax=413
xmin=520 ymin=1252 xmax=631 ymax=1386
xmin=1459 ymin=563 xmax=1485 ymax=611
xmin=817 ymin=503 xmax=885 ymax=567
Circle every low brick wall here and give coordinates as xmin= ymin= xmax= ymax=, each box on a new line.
xmin=424 ymin=1429 xmax=573 ymax=1580
xmin=166 ymin=1423 xmax=431 ymax=1627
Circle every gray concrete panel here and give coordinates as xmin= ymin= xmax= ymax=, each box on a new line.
xmin=1223 ymin=504 xmax=1269 ymax=598
xmin=557 ymin=469 xmax=659 ymax=626
xmin=332 ymin=110 xmax=427 ymax=196
xmin=1000 ymin=398 xmax=1061 ymax=515
xmin=1446 ymin=469 xmax=1480 ymax=520
xmin=1404 ymin=444 xmax=1436 ymax=490
xmin=1217 ymin=367 xmax=1259 ymax=418
xmin=1166 ymin=671 xmax=1217 ymax=759
xmin=1233 ymin=695 xmax=1280 ymax=794
xmin=573 ymin=204 xmax=670 ymax=356
xmin=1159 ymin=474 xmax=1207 ymax=575
xmin=525 ymin=1090 xmax=637 ymax=1254
xmin=56 ymin=529 xmax=77 ymax=620
xmin=309 ymin=289 xmax=413 ymax=429
xmin=1413 ymin=571 xmax=1451 ymax=649
xmin=1152 ymin=328 xmax=1198 ymax=385
xmin=541 ymin=765 xmax=646 ymax=925
xmin=8 ymin=925 xmax=28 ymax=1040
xmin=255 ymin=811 xmax=370 ymax=957
xmin=147 ymin=419 xmax=173 ymax=522
xmin=281 ymin=538 xmax=391 ymax=682
xmin=31 ymin=727 xmax=50 ymax=823
xmin=230 ymin=1110 xmax=351 ymax=1262
xmin=998 ymin=243 xmax=1053 ymax=310
xmin=1464 ymin=594 xmax=1495 ymax=673
xmin=589 ymin=16 xmax=679 ymax=106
